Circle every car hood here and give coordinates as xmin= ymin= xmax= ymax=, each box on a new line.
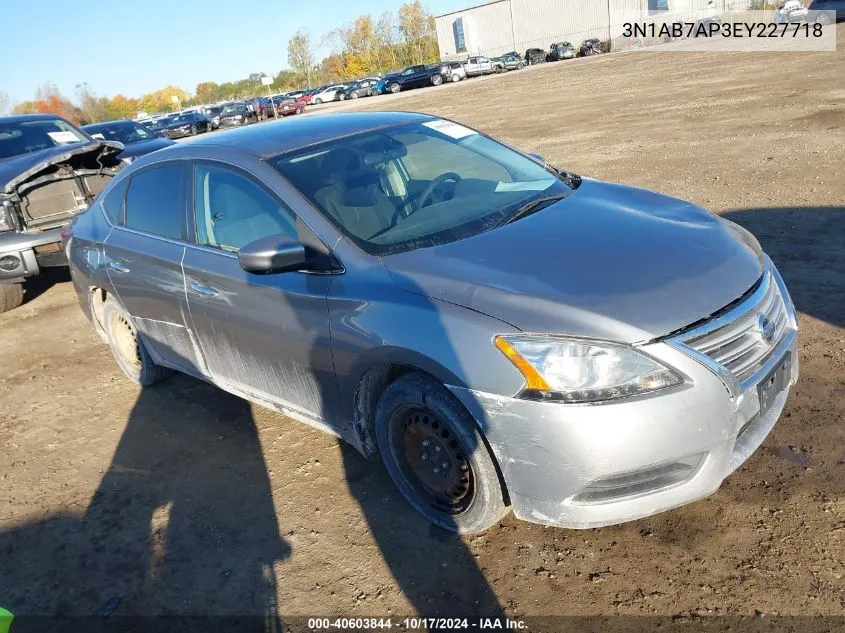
xmin=119 ymin=137 xmax=175 ymax=158
xmin=0 ymin=140 xmax=124 ymax=195
xmin=381 ymin=179 xmax=765 ymax=343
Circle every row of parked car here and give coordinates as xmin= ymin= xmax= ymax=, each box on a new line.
xmin=304 ymin=41 xmax=606 ymax=104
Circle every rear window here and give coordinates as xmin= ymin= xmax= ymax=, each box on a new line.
xmin=124 ymin=164 xmax=184 ymax=239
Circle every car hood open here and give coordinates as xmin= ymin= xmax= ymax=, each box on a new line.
xmin=382 ymin=179 xmax=765 ymax=343
xmin=0 ymin=140 xmax=124 ymax=195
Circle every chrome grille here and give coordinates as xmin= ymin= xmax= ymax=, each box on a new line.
xmin=680 ymin=270 xmax=790 ymax=384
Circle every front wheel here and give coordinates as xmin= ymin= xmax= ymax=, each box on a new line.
xmin=102 ymin=296 xmax=172 ymax=386
xmin=517 ymin=62 xmax=525 ymax=70
xmin=351 ymin=92 xmax=359 ymax=99
xmin=451 ymin=73 xmax=461 ymax=82
xmin=338 ymin=93 xmax=346 ymax=101
xmin=0 ymin=283 xmax=23 ymax=313
xmin=389 ymin=82 xmax=401 ymax=94
xmin=375 ymin=372 xmax=509 ymax=533
xmin=315 ymin=97 xmax=323 ymax=104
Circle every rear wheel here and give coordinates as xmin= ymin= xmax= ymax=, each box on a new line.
xmin=431 ymin=74 xmax=443 ymax=86
xmin=339 ymin=93 xmax=346 ymax=101
xmin=102 ymin=296 xmax=171 ymax=386
xmin=315 ymin=97 xmax=323 ymax=104
xmin=0 ymin=283 xmax=23 ymax=313
xmin=375 ymin=372 xmax=509 ymax=533
xmin=351 ymin=92 xmax=359 ymax=99
xmin=816 ymin=12 xmax=831 ymax=24
xmin=389 ymin=82 xmax=401 ymax=94
xmin=451 ymin=73 xmax=461 ymax=82
xmin=517 ymin=62 xmax=525 ymax=70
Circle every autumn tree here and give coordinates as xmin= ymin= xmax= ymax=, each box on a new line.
xmin=288 ymin=28 xmax=316 ymax=88
xmin=398 ymin=1 xmax=439 ymax=66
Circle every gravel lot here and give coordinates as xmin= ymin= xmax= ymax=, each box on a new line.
xmin=1 ymin=26 xmax=843 ymax=629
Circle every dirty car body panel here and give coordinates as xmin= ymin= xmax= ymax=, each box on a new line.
xmin=68 ymin=112 xmax=798 ymax=530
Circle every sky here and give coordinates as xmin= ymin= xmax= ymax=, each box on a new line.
xmin=0 ymin=0 xmax=470 ymax=106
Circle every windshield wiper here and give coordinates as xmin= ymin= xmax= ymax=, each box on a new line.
xmin=496 ymin=192 xmax=570 ymax=228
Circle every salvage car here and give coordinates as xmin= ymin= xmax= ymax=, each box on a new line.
xmin=491 ymin=53 xmax=525 ymax=71
xmin=271 ymin=95 xmax=307 ymax=116
xmin=383 ymin=64 xmax=449 ymax=93
xmin=339 ymin=80 xmax=379 ymax=100
xmin=160 ymin=111 xmax=211 ymax=138
xmin=67 ymin=112 xmax=798 ymax=534
xmin=464 ymin=56 xmax=497 ymax=76
xmin=548 ymin=42 xmax=576 ymax=60
xmin=82 ymin=119 xmax=175 ymax=161
xmin=0 ymin=114 xmax=123 ymax=312
xmin=312 ymin=85 xmax=347 ymax=104
xmin=218 ymin=102 xmax=258 ymax=127
xmin=524 ymin=48 xmax=547 ymax=65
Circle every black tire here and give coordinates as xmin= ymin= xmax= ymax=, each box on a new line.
xmin=375 ymin=372 xmax=509 ymax=533
xmin=389 ymin=82 xmax=400 ymax=94
xmin=351 ymin=92 xmax=359 ymax=99
xmin=431 ymin=74 xmax=443 ymax=86
xmin=0 ymin=283 xmax=23 ymax=313
xmin=102 ymin=296 xmax=171 ymax=386
xmin=339 ymin=93 xmax=346 ymax=101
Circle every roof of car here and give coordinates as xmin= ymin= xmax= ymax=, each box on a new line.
xmin=81 ymin=120 xmax=134 ymax=130
xmin=0 ymin=113 xmax=71 ymax=125
xmin=182 ymin=111 xmax=435 ymax=157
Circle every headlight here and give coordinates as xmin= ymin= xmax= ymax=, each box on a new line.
xmin=494 ymin=335 xmax=682 ymax=403
xmin=0 ymin=201 xmax=13 ymax=232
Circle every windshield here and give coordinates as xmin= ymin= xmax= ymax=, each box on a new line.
xmin=271 ymin=120 xmax=572 ymax=255
xmin=0 ymin=119 xmax=88 ymax=160
xmin=85 ymin=121 xmax=154 ymax=145
xmin=222 ymin=105 xmax=245 ymax=115
xmin=173 ymin=113 xmax=195 ymax=124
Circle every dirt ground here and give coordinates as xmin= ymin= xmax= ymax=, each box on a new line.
xmin=1 ymin=26 xmax=844 ymax=630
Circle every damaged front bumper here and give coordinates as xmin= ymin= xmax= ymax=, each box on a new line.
xmin=0 ymin=227 xmax=67 ymax=282
xmin=448 ymin=267 xmax=799 ymax=529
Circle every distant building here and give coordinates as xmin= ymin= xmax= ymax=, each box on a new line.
xmin=435 ymin=0 xmax=743 ymax=59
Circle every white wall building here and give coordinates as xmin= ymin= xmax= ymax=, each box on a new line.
xmin=435 ymin=0 xmax=748 ymax=59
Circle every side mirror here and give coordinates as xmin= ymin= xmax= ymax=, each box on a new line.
xmin=527 ymin=152 xmax=546 ymax=164
xmin=238 ymin=235 xmax=308 ymax=274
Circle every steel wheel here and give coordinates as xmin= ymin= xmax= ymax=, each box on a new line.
xmin=389 ymin=405 xmax=475 ymax=515
xmin=108 ymin=310 xmax=142 ymax=376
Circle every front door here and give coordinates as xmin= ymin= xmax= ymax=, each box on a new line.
xmin=181 ymin=161 xmax=339 ymax=429
xmin=103 ymin=161 xmax=201 ymax=374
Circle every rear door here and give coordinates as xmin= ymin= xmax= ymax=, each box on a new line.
xmin=181 ymin=160 xmax=339 ymax=428
xmin=103 ymin=161 xmax=203 ymax=374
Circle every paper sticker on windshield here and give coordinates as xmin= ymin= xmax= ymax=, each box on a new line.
xmin=495 ymin=179 xmax=556 ymax=193
xmin=47 ymin=131 xmax=80 ymax=144
xmin=90 ymin=133 xmax=105 ymax=140
xmin=423 ymin=120 xmax=476 ymax=139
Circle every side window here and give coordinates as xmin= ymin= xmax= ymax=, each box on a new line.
xmin=101 ymin=177 xmax=129 ymax=225
xmin=193 ymin=164 xmax=297 ymax=252
xmin=124 ymin=164 xmax=184 ymax=239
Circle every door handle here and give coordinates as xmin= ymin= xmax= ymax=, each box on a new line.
xmin=189 ymin=281 xmax=219 ymax=297
xmin=108 ymin=261 xmax=130 ymax=273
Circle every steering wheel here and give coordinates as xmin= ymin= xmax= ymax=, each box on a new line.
xmin=415 ymin=172 xmax=462 ymax=211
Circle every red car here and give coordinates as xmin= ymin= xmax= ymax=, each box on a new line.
xmin=272 ymin=95 xmax=307 ymax=116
